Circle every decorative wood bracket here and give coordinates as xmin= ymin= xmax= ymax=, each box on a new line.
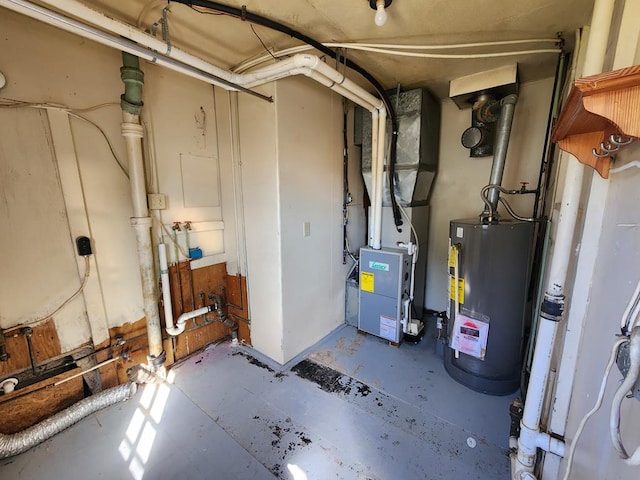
xmin=551 ymin=65 xmax=640 ymax=178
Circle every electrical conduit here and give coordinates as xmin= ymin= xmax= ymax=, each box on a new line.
xmin=513 ymin=0 xmax=615 ymax=478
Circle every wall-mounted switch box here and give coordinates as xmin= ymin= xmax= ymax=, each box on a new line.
xmin=148 ymin=193 xmax=167 ymax=210
xmin=303 ymin=222 xmax=311 ymax=237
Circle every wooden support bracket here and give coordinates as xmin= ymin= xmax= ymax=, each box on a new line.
xmin=552 ymin=65 xmax=640 ymax=178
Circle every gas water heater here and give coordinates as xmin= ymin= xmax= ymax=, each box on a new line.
xmin=443 ymin=64 xmax=535 ymax=395
xmin=445 ymin=220 xmax=533 ymax=395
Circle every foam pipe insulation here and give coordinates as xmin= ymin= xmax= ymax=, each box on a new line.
xmin=0 ymin=383 xmax=136 ymax=459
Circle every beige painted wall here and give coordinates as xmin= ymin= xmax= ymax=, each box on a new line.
xmin=426 ymin=77 xmax=555 ymax=311
xmin=0 ymin=10 xmax=237 ymax=352
xmin=277 ymin=78 xmax=345 ymax=363
xmin=239 ymin=78 xmax=349 ymax=364
xmin=238 ymin=83 xmax=284 ymax=363
xmin=559 ymin=143 xmax=640 ymax=479
xmin=0 ymin=11 xmax=133 ymax=350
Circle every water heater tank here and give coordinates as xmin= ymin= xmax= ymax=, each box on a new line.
xmin=444 ymin=219 xmax=533 ymax=395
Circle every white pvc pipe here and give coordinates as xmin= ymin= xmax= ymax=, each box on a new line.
xmin=38 ymin=0 xmax=236 ymax=84
xmin=369 ymin=111 xmax=379 ymax=247
xmin=167 ymin=306 xmax=212 ymax=336
xmin=514 ymin=1 xmax=615 ymax=478
xmin=372 ymin=107 xmax=387 ymax=250
xmin=581 ymin=0 xmax=616 ymax=77
xmin=122 ymin=113 xmax=163 ymax=360
xmin=158 ymin=244 xmax=174 ymax=331
xmin=28 ymin=0 xmax=384 ymax=112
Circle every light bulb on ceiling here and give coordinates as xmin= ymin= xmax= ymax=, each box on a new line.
xmin=369 ymin=0 xmax=392 ymax=27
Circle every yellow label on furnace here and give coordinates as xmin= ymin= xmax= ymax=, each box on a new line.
xmin=361 ymin=272 xmax=374 ymax=292
xmin=449 ymin=276 xmax=465 ymax=304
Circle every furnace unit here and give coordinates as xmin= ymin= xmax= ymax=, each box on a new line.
xmin=358 ymin=247 xmax=411 ymax=344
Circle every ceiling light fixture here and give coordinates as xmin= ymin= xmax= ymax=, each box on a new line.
xmin=369 ymin=0 xmax=392 ymax=27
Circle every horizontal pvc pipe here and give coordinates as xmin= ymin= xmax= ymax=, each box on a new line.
xmin=0 ymin=0 xmax=271 ymax=102
xmin=167 ymin=306 xmax=212 ymax=336
xmin=26 ymin=0 xmax=382 ymax=112
xmin=39 ymin=0 xmax=235 ymax=83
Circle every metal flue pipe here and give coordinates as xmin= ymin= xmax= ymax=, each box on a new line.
xmin=485 ymin=94 xmax=518 ymax=219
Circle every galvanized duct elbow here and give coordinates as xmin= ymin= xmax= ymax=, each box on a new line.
xmin=0 ymin=383 xmax=137 ymax=459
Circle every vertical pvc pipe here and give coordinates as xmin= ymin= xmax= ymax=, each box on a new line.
xmin=121 ymin=54 xmax=164 ymax=365
xmin=369 ymin=111 xmax=379 ymax=247
xmin=158 ymin=244 xmax=174 ymax=331
xmin=372 ymin=107 xmax=387 ymax=250
xmin=514 ymin=1 xmax=615 ymax=478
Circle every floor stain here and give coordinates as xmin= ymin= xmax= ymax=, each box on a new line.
xmin=232 ymin=351 xmax=275 ymax=373
xmin=292 ymin=359 xmax=374 ymax=400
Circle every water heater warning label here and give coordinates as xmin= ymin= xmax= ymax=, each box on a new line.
xmin=449 ymin=276 xmax=465 ymax=304
xmin=450 ymin=314 xmax=489 ymax=360
xmin=361 ymin=272 xmax=374 ymax=292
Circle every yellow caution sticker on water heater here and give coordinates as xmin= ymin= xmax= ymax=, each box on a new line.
xmin=449 ymin=276 xmax=465 ymax=304
xmin=448 ymin=245 xmax=458 ymax=268
xmin=361 ymin=272 xmax=374 ymax=293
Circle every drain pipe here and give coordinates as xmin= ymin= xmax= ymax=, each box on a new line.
xmin=0 ymin=382 xmax=136 ymax=459
xmin=513 ymin=0 xmax=615 ymax=478
xmin=166 ymin=295 xmax=239 ymax=345
xmin=482 ymin=94 xmax=518 ymax=222
xmin=158 ymin=244 xmax=175 ymax=332
xmin=120 ymin=53 xmax=165 ymax=368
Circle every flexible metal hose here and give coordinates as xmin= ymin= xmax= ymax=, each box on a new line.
xmin=0 ymin=382 xmax=136 ymax=459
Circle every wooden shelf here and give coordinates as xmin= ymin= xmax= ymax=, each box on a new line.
xmin=551 ymin=65 xmax=640 ymax=178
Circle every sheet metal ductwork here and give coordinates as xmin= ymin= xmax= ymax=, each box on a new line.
xmin=355 ymin=88 xmax=441 ymax=314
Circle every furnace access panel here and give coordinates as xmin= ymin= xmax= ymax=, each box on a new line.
xmin=358 ymin=247 xmax=411 ymax=343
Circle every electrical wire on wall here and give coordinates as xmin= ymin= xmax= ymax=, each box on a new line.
xmin=562 ymin=277 xmax=640 ymax=478
xmin=0 ymin=98 xmax=128 ymax=176
xmin=0 ymin=97 xmax=127 ymax=335
xmin=2 ymin=256 xmax=91 ymax=332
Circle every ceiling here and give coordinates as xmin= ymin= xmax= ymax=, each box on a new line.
xmin=84 ymin=0 xmax=596 ymax=99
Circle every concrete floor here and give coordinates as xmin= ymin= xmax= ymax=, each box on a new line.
xmin=0 ymin=324 xmax=513 ymax=479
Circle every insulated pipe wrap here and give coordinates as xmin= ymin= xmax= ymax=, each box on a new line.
xmin=0 ymin=383 xmax=137 ymax=459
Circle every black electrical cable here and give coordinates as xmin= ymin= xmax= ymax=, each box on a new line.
xmin=171 ymin=0 xmax=403 ymax=229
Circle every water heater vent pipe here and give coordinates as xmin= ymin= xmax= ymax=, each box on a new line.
xmin=484 ymin=93 xmax=518 ymax=220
